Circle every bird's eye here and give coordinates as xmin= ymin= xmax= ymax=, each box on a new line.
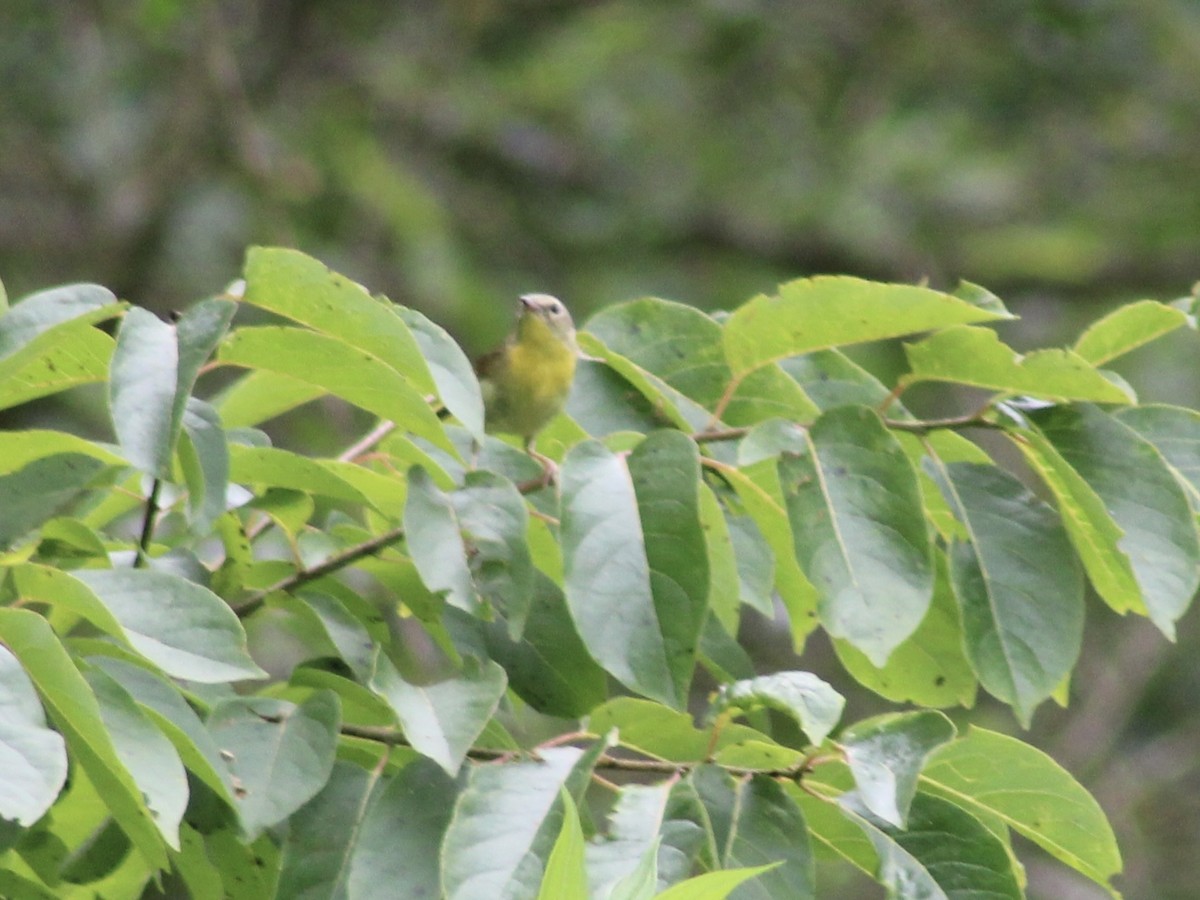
xmin=549 ymin=302 xmax=562 ymax=314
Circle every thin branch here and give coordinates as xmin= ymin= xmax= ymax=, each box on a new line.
xmin=338 ymin=723 xmax=825 ymax=780
xmin=690 ymin=427 xmax=749 ymax=443
xmin=134 ymin=478 xmax=163 ymax=568
xmin=881 ymin=413 xmax=1002 ymax=433
xmin=232 ymin=524 xmax=407 ymax=617
xmin=340 ymin=420 xmax=397 ymax=463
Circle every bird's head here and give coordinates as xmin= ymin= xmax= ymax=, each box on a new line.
xmin=517 ymin=293 xmax=575 ymax=344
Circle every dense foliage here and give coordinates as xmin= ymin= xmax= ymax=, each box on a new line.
xmin=2 ymin=248 xmax=1196 ymax=897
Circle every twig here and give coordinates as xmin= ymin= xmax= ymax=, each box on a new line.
xmin=135 ymin=478 xmax=162 ymax=568
xmin=232 ymin=524 xmax=407 ymax=617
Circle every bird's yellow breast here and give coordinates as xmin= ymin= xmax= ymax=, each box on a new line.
xmin=484 ymin=315 xmax=576 ymax=439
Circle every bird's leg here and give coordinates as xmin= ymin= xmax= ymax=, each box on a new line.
xmin=525 ymin=437 xmax=559 ymax=489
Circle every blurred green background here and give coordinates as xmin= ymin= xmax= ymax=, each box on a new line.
xmin=3 ymin=2 xmax=1200 ymax=897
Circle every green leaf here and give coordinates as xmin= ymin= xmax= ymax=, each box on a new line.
xmin=453 ymin=470 xmax=535 ymax=638
xmin=585 ymin=783 xmax=672 ymax=898
xmin=205 ymin=692 xmax=340 ymax=839
xmin=538 ymin=790 xmax=589 ymax=900
xmin=587 ymin=698 xmax=775 ymax=765
xmin=723 ymin=277 xmax=1010 ymax=376
xmin=83 ymin=667 xmax=188 ymax=850
xmin=109 ymin=307 xmax=183 ymax=477
xmin=276 ymin=761 xmax=379 ymax=900
xmin=840 ymin=791 xmax=1022 ymax=899
xmin=781 ymin=406 xmax=933 ymax=665
xmin=709 ymin=672 xmax=844 ymax=747
xmin=296 ymin=591 xmax=377 ymax=683
xmin=477 ymin=572 xmax=608 ymax=718
xmin=0 ymin=645 xmax=67 ymax=826
xmin=403 ymin=466 xmax=478 ymax=617
xmin=840 ymin=711 xmax=956 ymax=828
xmin=229 ymin=445 xmax=386 ymax=509
xmin=711 ymin=460 xmax=817 ymax=643
xmin=902 ymin=325 xmax=1133 ymax=402
xmin=0 ymin=453 xmax=109 ymax=547
xmin=217 ymin=325 xmax=453 ymax=453
xmin=1027 ymin=404 xmax=1200 ymax=637
xmin=180 ymin=399 xmax=229 ymax=534
xmin=922 ymin=727 xmax=1121 ymax=890
xmin=71 ymin=568 xmax=267 ymax=683
xmin=215 ymin=369 xmax=327 ymax=429
xmin=0 ymin=609 xmax=169 ymax=871
xmin=699 ymin=484 xmax=741 ymax=634
xmin=1073 ymin=299 xmax=1190 ymax=365
xmin=1116 ymin=404 xmax=1200 ymax=506
xmin=561 ymin=432 xmax=709 ymax=708
xmin=691 ymin=766 xmax=814 ymax=899
xmin=0 ymin=430 xmax=125 ymax=475
xmin=370 ymin=656 xmax=507 ymax=777
xmin=653 ymin=864 xmax=781 ymax=900
xmin=347 ymin=757 xmax=462 ymax=899
xmin=397 ymin=306 xmax=485 ymax=439
xmin=0 ymin=283 xmax=119 ymax=359
xmin=88 ymin=657 xmax=238 ymax=807
xmin=584 ymin=299 xmax=818 ymax=425
xmin=441 ymin=747 xmax=583 ymax=900
xmin=778 ymin=348 xmax=894 ymax=412
xmin=834 ymin=553 xmax=978 ymax=710
xmin=722 ymin=507 xmax=775 ymax=619
xmin=242 ymin=246 xmax=438 ymax=392
xmin=0 ymin=316 xmax=114 ymax=411
xmin=931 ymin=461 xmax=1085 ymax=724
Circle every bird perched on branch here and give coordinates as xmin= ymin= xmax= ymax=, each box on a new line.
xmin=476 ymin=293 xmax=577 ymax=475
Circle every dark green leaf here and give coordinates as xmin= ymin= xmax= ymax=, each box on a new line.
xmin=348 ymin=757 xmax=462 ymax=899
xmin=782 ymin=406 xmax=933 ymax=665
xmin=691 ymin=767 xmax=815 ymax=899
xmin=403 ymin=466 xmax=477 ymax=616
xmin=932 ymin=461 xmax=1084 ymax=724
xmin=477 ymin=572 xmax=608 ymax=718
xmin=1116 ymin=404 xmax=1200 ymax=506
xmin=0 ymin=454 xmax=108 ymax=547
xmin=276 ymin=761 xmax=379 ymax=900
xmin=840 ymin=791 xmax=1022 ymax=899
xmin=180 ymin=399 xmax=229 ymax=534
xmin=561 ymin=432 xmax=709 ymax=708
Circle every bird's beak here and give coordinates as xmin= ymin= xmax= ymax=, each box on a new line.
xmin=518 ymin=295 xmax=536 ymax=311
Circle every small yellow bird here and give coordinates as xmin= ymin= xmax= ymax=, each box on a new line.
xmin=476 ymin=293 xmax=577 ymax=455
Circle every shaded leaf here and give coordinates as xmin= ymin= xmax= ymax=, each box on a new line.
xmin=347 ymin=757 xmax=462 ymax=900
xmin=0 ymin=454 xmax=109 ymax=547
xmin=109 ymin=307 xmax=182 ymax=477
xmin=840 ymin=791 xmax=1022 ymax=899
